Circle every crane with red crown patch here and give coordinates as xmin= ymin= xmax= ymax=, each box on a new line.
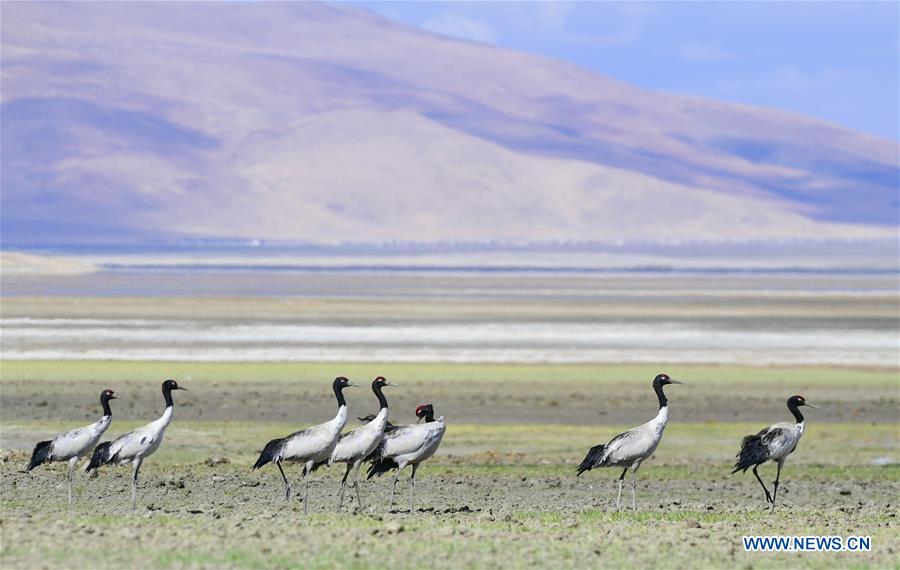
xmin=366 ymin=403 xmax=445 ymax=513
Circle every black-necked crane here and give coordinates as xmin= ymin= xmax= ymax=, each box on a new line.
xmin=329 ymin=376 xmax=395 ymax=510
xmin=367 ymin=403 xmax=446 ymax=513
xmin=252 ymin=377 xmax=355 ymax=513
xmin=85 ymin=379 xmax=186 ymax=511
xmin=576 ymin=373 xmax=682 ymax=511
xmin=732 ymin=394 xmax=816 ymax=512
xmin=26 ymin=389 xmax=117 ymax=505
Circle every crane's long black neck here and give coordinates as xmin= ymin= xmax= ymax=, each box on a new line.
xmin=373 ymin=384 xmax=388 ymax=409
xmin=424 ymin=411 xmax=436 ymax=422
xmin=333 ymin=384 xmax=347 ymax=408
xmin=653 ymin=382 xmax=668 ymax=409
xmin=100 ymin=396 xmax=113 ymax=417
xmin=163 ymin=386 xmax=175 ymax=408
xmin=788 ymin=402 xmax=804 ymax=424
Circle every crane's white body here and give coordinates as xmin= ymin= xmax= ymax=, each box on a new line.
xmin=752 ymin=419 xmax=805 ymax=512
xmin=578 ymin=376 xmax=681 ymax=512
xmin=102 ymin=406 xmax=173 ymax=466
xmin=48 ymin=415 xmax=112 ymax=463
xmin=89 ymin=398 xmax=179 ymax=511
xmin=733 ymin=397 xmax=812 ymax=513
xmin=374 ymin=415 xmax=446 ymax=512
xmin=377 ymin=416 xmax=446 ymax=469
xmin=595 ymin=406 xmax=668 ymax=469
xmin=270 ymin=404 xmax=348 ymax=514
xmin=254 ymin=389 xmax=351 ymax=513
xmin=281 ymin=404 xmax=348 ymax=466
xmin=330 ymin=406 xmax=389 ymax=509
xmin=77 ymin=382 xmax=183 ymax=510
xmin=758 ymin=420 xmax=805 ymax=463
xmin=331 ymin=407 xmax=388 ymax=465
xmin=37 ymin=413 xmax=111 ymax=504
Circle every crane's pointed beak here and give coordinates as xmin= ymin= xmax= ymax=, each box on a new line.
xmin=670 ymin=379 xmax=683 ymax=385
xmin=177 ymin=387 xmax=188 ymax=391
xmin=346 ymin=382 xmax=359 ymax=388
xmin=386 ymin=382 xmax=398 ymax=387
xmin=804 ymin=402 xmax=818 ymax=409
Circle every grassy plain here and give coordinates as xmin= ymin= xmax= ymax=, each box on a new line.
xmin=2 ymin=271 xmax=897 ymax=568
xmin=1 ymin=361 xmax=898 ymax=569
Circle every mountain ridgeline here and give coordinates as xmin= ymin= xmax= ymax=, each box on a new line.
xmin=1 ymin=2 xmax=897 ymax=244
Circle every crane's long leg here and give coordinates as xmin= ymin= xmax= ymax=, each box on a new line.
xmin=338 ymin=463 xmax=352 ymax=510
xmin=752 ymin=465 xmax=773 ymax=504
xmin=615 ymin=468 xmax=628 ymax=511
xmin=131 ymin=457 xmax=143 ymax=512
xmin=770 ymin=461 xmax=784 ymax=514
xmin=409 ymin=463 xmax=419 ymax=514
xmin=275 ymin=459 xmax=291 ymax=501
xmin=630 ymin=463 xmax=642 ymax=512
xmin=66 ymin=457 xmax=78 ymax=507
xmin=389 ymin=465 xmax=405 ymax=512
xmin=352 ymin=461 xmax=363 ymax=509
xmin=302 ymin=464 xmax=311 ymax=515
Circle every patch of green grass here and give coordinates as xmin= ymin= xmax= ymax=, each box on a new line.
xmin=1 ymin=360 xmax=896 ymax=388
xmin=514 ymin=510 xmax=566 ymax=524
xmin=3 ymin=497 xmax=897 ymax=569
xmin=151 ymin=549 xmax=298 ymax=570
xmin=76 ymin=513 xmax=187 ymax=527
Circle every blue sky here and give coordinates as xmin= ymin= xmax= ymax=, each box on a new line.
xmin=346 ymin=1 xmax=899 ymax=141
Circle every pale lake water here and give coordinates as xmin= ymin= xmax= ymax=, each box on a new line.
xmin=1 ymin=317 xmax=896 ymax=366
xmin=2 ymin=247 xmax=897 ymax=366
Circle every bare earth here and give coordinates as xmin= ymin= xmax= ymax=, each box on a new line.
xmin=1 ymin=271 xmax=897 ymax=568
xmin=1 ymin=445 xmax=897 ymax=569
xmin=1 ymin=365 xmax=898 ymax=569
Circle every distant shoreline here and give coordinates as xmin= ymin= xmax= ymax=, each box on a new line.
xmin=94 ymin=263 xmax=899 ymax=276
xmin=0 ymin=252 xmax=96 ymax=276
xmin=2 ymin=237 xmax=898 ymax=275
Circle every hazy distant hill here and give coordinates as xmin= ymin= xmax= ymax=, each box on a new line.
xmin=1 ymin=2 xmax=897 ymax=244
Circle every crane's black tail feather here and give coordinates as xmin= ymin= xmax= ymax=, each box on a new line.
xmin=576 ymin=444 xmax=606 ymax=476
xmin=357 ymin=414 xmax=398 ymax=432
xmin=363 ymin=439 xmax=388 ymax=465
xmin=85 ymin=442 xmax=112 ymax=473
xmin=26 ymin=440 xmax=53 ymax=471
xmin=366 ymin=458 xmax=399 ymax=479
xmin=362 ymin=448 xmax=379 ymax=464
xmin=252 ymin=438 xmax=284 ymax=470
xmin=732 ymin=434 xmax=768 ymax=473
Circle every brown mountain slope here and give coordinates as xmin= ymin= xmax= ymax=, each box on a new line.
xmin=1 ymin=2 xmax=896 ymax=243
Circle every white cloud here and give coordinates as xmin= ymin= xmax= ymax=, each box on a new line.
xmin=422 ymin=12 xmax=498 ymax=44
